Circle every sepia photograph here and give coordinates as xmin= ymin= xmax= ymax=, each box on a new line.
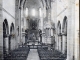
xmin=0 ymin=0 xmax=79 ymax=60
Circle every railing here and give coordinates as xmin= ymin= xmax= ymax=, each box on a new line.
xmin=28 ymin=45 xmax=48 ymax=49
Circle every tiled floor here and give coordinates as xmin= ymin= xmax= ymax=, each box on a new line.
xmin=27 ymin=49 xmax=40 ymax=60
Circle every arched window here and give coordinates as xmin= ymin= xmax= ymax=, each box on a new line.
xmin=25 ymin=8 xmax=28 ymax=17
xmin=39 ymin=8 xmax=42 ymax=17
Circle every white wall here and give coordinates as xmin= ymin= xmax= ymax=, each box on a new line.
xmin=74 ymin=0 xmax=79 ymax=60
xmin=53 ymin=0 xmax=79 ymax=60
xmin=2 ymin=0 xmax=16 ymax=50
xmin=2 ymin=0 xmax=15 ymax=31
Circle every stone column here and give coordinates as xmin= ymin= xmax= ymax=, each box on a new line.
xmin=67 ymin=0 xmax=75 ymax=60
xmin=62 ymin=34 xmax=67 ymax=54
xmin=58 ymin=35 xmax=62 ymax=52
xmin=19 ymin=7 xmax=22 ymax=45
xmin=5 ymin=37 xmax=9 ymax=54
xmin=15 ymin=0 xmax=19 ymax=49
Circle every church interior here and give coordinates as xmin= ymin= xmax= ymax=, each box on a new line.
xmin=0 ymin=0 xmax=79 ymax=60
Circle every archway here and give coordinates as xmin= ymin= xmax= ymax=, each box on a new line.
xmin=9 ymin=23 xmax=15 ymax=50
xmin=3 ymin=19 xmax=9 ymax=58
xmin=62 ymin=16 xmax=67 ymax=57
xmin=10 ymin=23 xmax=14 ymax=34
xmin=57 ymin=21 xmax=62 ymax=52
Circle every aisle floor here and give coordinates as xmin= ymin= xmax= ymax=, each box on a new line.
xmin=27 ymin=49 xmax=40 ymax=60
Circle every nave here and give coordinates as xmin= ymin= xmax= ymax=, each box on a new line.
xmin=4 ymin=41 xmax=66 ymax=60
xmin=0 ymin=0 xmax=79 ymax=60
xmin=27 ymin=49 xmax=40 ymax=60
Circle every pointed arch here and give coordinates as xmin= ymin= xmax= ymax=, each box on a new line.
xmin=62 ymin=16 xmax=67 ymax=57
xmin=3 ymin=19 xmax=9 ymax=37
xmin=62 ymin=16 xmax=67 ymax=35
xmin=3 ymin=19 xmax=9 ymax=58
xmin=10 ymin=22 xmax=14 ymax=34
xmin=57 ymin=21 xmax=61 ymax=35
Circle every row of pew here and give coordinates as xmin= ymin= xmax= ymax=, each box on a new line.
xmin=4 ymin=45 xmax=30 ymax=60
xmin=37 ymin=47 xmax=66 ymax=60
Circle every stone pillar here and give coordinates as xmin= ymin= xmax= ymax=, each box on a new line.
xmin=74 ymin=0 xmax=79 ymax=60
xmin=58 ymin=35 xmax=62 ymax=52
xmin=19 ymin=7 xmax=22 ymax=45
xmin=5 ymin=37 xmax=9 ymax=54
xmin=57 ymin=36 xmax=59 ymax=50
xmin=8 ymin=35 xmax=11 ymax=52
xmin=62 ymin=34 xmax=67 ymax=54
xmin=67 ymin=0 xmax=75 ymax=60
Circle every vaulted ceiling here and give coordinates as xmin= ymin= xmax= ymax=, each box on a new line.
xmin=26 ymin=0 xmax=52 ymax=9
xmin=20 ymin=0 xmax=52 ymax=9
xmin=19 ymin=0 xmax=52 ymax=30
xmin=26 ymin=0 xmax=43 ymax=8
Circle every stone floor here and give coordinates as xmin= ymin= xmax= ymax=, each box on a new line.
xmin=27 ymin=49 xmax=40 ymax=60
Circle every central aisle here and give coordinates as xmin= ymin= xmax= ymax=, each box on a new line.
xmin=27 ymin=49 xmax=40 ymax=60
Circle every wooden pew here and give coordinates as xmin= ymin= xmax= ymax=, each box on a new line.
xmin=37 ymin=47 xmax=66 ymax=60
xmin=4 ymin=45 xmax=30 ymax=60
